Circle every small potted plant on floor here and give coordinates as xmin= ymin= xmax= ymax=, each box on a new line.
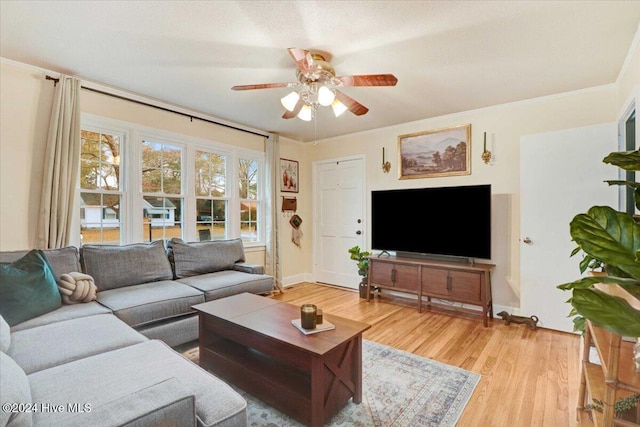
xmin=348 ymin=246 xmax=371 ymax=298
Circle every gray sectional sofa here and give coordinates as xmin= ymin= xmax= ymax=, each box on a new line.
xmin=0 ymin=238 xmax=275 ymax=427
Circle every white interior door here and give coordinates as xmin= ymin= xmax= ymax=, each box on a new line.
xmin=520 ymin=123 xmax=617 ymax=332
xmin=314 ymin=157 xmax=365 ymax=289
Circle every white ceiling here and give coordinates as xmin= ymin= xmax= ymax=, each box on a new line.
xmin=1 ymin=1 xmax=639 ymax=142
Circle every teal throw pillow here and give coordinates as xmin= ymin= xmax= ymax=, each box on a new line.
xmin=0 ymin=249 xmax=61 ymax=326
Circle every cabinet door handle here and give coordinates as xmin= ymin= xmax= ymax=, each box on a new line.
xmin=447 ymin=276 xmax=452 ymax=291
xmin=391 ymin=269 xmax=396 ymax=283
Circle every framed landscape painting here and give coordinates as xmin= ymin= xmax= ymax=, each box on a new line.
xmin=398 ymin=124 xmax=471 ymax=179
xmin=280 ymin=158 xmax=299 ymax=193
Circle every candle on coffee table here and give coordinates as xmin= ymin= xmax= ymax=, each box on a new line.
xmin=300 ymin=304 xmax=317 ymax=329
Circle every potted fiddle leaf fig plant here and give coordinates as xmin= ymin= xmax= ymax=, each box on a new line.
xmin=348 ymin=245 xmax=371 ymax=298
xmin=557 ymin=150 xmax=640 ymax=342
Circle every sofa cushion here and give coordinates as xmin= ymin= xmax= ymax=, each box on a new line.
xmin=10 ymin=301 xmax=112 ymax=332
xmin=0 ymin=246 xmax=81 ymax=279
xmin=169 ymin=238 xmax=245 ymax=279
xmin=28 ymin=340 xmax=247 ymax=427
xmin=0 ymin=315 xmax=10 ymax=352
xmin=57 ymin=272 xmax=97 ymax=304
xmin=96 ymin=280 xmax=205 ymax=328
xmin=136 ymin=314 xmax=199 ymax=348
xmin=85 ymin=378 xmax=196 ymax=427
xmin=0 ymin=352 xmax=32 ymax=427
xmin=0 ymin=250 xmax=61 ymax=326
xmin=177 ymin=270 xmax=274 ymax=301
xmin=80 ymin=240 xmax=174 ymax=291
xmin=9 ymin=314 xmax=147 ymax=374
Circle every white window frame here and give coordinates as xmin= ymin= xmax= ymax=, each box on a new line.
xmin=192 ymin=146 xmax=230 ymax=241
xmin=80 ymin=114 xmax=266 ymax=247
xmin=79 ymin=120 xmax=129 ymax=245
xmin=236 ymin=153 xmax=265 ymax=245
xmin=138 ymin=133 xmax=187 ymax=243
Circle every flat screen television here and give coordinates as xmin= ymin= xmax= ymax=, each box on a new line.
xmin=371 ymin=184 xmax=491 ymax=260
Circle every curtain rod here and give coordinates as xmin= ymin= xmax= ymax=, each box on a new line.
xmin=45 ymin=75 xmax=269 ymax=138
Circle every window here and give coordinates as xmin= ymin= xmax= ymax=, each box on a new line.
xmin=79 ymin=129 xmax=123 ymax=244
xmin=80 ymin=115 xmax=265 ymax=246
xmin=239 ymin=158 xmax=260 ymax=243
xmin=141 ymin=140 xmax=184 ymax=242
xmin=195 ymin=150 xmax=227 ymax=241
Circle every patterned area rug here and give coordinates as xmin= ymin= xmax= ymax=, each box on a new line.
xmin=181 ymin=340 xmax=480 ymax=427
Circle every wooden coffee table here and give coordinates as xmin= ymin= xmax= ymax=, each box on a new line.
xmin=193 ymin=293 xmax=371 ymax=427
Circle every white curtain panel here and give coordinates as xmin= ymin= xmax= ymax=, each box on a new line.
xmin=36 ymin=75 xmax=81 ymax=249
xmin=265 ymin=134 xmax=284 ymax=292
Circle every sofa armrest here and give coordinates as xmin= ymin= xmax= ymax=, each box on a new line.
xmin=233 ymin=262 xmax=264 ymax=274
xmin=84 ymin=378 xmax=196 ymax=427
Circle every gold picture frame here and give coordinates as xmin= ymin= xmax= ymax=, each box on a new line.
xmin=398 ymin=124 xmax=471 ymax=179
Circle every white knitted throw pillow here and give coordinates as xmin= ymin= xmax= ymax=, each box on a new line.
xmin=57 ymin=272 xmax=97 ymax=304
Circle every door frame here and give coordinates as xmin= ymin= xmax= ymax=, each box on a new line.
xmin=617 ymin=94 xmax=637 ymax=213
xmin=519 ymin=122 xmax=618 ymax=332
xmin=312 ymin=154 xmax=367 ymax=285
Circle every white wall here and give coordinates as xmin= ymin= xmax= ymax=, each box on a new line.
xmin=306 ymin=86 xmax=619 ymax=309
xmin=0 ymin=62 xmax=53 ymax=249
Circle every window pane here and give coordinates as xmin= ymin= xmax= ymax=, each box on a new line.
xmin=196 ymin=198 xmax=227 ymax=241
xmin=81 ymin=130 xmax=122 ymax=192
xmin=81 ymin=160 xmax=100 ymax=190
xmin=142 ymin=169 xmax=162 ymax=193
xmin=240 ymin=221 xmax=258 ymax=242
xmin=143 ymin=196 xmax=182 ymax=242
xmin=240 ymin=201 xmax=258 ymax=242
xmin=196 ymin=198 xmax=213 ymax=220
xmin=80 ymin=192 xmax=121 ymax=245
xmin=247 ymin=175 xmax=257 ymax=200
xmin=101 ymin=134 xmax=120 ymax=166
xmin=142 ymin=141 xmax=163 ymax=168
xmin=81 ymin=131 xmax=100 ymax=161
xmin=195 ymin=150 xmax=226 ymax=197
xmin=163 ymin=169 xmax=181 ymax=194
xmin=142 ymin=141 xmax=182 ymax=194
xmin=100 ymin=163 xmax=120 ymax=191
xmin=238 ymin=159 xmax=256 ymax=199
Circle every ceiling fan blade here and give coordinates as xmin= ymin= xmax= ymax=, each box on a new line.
xmin=231 ymin=82 xmax=293 ymax=91
xmin=282 ymin=98 xmax=304 ymax=119
xmin=335 ymin=90 xmax=369 ymax=116
xmin=287 ymin=47 xmax=316 ymax=74
xmin=338 ymin=74 xmax=398 ymax=87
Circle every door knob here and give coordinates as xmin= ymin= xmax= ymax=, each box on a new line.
xmin=522 ymin=237 xmax=532 ymax=245
xmin=356 ymin=230 xmax=362 ymax=235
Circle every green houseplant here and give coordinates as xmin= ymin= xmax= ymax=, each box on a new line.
xmin=557 ymin=150 xmax=640 ymax=338
xmin=348 ymin=246 xmax=371 ymax=298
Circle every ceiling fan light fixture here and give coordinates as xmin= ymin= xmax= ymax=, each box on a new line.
xmin=331 ymin=99 xmax=348 ymax=117
xmin=280 ymin=91 xmax=300 ymax=112
xmin=297 ymin=104 xmax=313 ymax=121
xmin=317 ymin=85 xmax=335 ymax=107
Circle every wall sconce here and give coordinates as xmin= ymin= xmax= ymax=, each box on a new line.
xmin=382 ymin=147 xmax=391 ymax=173
xmin=482 ymin=132 xmax=492 ymax=164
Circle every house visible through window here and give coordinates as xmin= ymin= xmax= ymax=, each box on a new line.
xmin=141 ymin=140 xmax=184 ymax=242
xmin=79 ymin=129 xmax=123 ymax=245
xmin=80 ymin=116 xmax=265 ymax=246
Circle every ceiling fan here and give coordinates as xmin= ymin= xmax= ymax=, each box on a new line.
xmin=231 ymin=47 xmax=398 ymax=121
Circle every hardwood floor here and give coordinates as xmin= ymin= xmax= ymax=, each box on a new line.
xmin=271 ymin=282 xmax=582 ymax=427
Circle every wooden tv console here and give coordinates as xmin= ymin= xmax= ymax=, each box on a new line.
xmin=367 ymin=255 xmax=495 ymax=326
